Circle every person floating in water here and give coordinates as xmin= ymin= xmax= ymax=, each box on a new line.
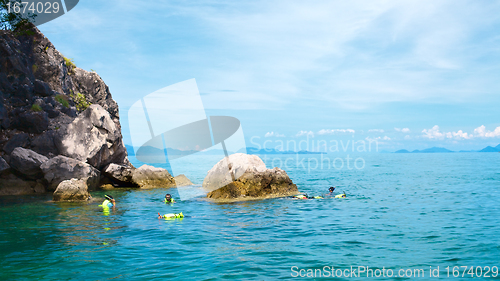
xmin=291 ymin=187 xmax=346 ymax=199
xmin=158 ymin=212 xmax=184 ymax=219
xmin=100 ymin=195 xmax=115 ymax=208
xmin=292 ymin=194 xmax=323 ymax=199
xmin=328 ymin=186 xmax=335 ymax=194
xmin=334 ymin=191 xmax=347 ymax=198
xmin=165 ymin=193 xmax=175 ymax=203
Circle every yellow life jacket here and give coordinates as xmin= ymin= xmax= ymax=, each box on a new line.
xmin=100 ymin=199 xmax=112 ymax=208
xmin=162 ymin=212 xmax=184 ymax=219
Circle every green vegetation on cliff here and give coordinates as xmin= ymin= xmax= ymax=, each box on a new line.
xmin=63 ymin=57 xmax=76 ymax=74
xmin=70 ymin=92 xmax=91 ymax=112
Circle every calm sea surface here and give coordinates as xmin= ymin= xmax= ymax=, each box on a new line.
xmin=1 ymin=153 xmax=499 ymax=280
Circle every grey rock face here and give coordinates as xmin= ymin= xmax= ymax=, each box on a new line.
xmin=0 ymin=156 xmax=10 ymax=174
xmin=53 ymin=178 xmax=90 ymax=201
xmin=3 ymin=133 xmax=29 ymax=154
xmin=56 ymin=104 xmax=128 ymax=170
xmin=9 ymin=147 xmax=48 ymax=179
xmin=30 ymin=130 xmax=58 ymax=157
xmin=33 ymin=79 xmax=52 ymax=96
xmin=40 ymin=155 xmax=100 ymax=191
xmin=12 ymin=111 xmax=49 ymax=134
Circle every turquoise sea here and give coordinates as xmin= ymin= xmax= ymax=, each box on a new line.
xmin=1 ymin=153 xmax=499 ymax=280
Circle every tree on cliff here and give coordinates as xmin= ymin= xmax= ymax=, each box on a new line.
xmin=0 ymin=0 xmax=36 ymax=32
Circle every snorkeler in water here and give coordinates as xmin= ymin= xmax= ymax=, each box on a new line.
xmin=164 ymin=193 xmax=175 ymax=203
xmin=100 ymin=195 xmax=115 ymax=208
xmin=158 ymin=212 xmax=184 ymax=219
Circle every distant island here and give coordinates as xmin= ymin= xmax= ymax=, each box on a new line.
xmin=125 ymin=145 xmax=325 ymax=157
xmin=394 ymin=144 xmax=500 ymax=153
xmin=243 ymin=147 xmax=325 ymax=155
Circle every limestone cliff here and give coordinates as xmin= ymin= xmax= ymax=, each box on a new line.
xmin=0 ymin=24 xmax=130 ymax=196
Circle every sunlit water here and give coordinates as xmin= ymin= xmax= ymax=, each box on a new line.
xmin=1 ymin=153 xmax=499 ymax=280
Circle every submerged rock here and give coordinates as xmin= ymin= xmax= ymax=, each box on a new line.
xmin=40 ymin=155 xmax=100 ymax=191
xmin=131 ymin=164 xmax=176 ymax=189
xmin=9 ymin=147 xmax=48 ymax=179
xmin=205 ymin=154 xmax=298 ymax=201
xmin=53 ymin=178 xmax=90 ymax=201
xmin=0 ymin=173 xmax=45 ymax=195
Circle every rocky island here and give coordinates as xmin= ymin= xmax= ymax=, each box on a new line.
xmin=0 ymin=25 xmax=185 ymax=200
xmin=204 ymin=153 xmax=299 ymax=202
xmin=0 ymin=25 xmax=296 ymax=203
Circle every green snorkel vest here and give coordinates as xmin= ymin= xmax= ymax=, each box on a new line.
xmin=100 ymin=199 xmax=112 ymax=208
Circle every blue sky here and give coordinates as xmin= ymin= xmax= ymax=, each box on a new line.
xmin=38 ymin=0 xmax=500 ymax=151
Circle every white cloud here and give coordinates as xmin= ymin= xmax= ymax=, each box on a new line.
xmin=446 ymin=130 xmax=472 ymax=140
xmin=395 ymin=127 xmax=410 ymax=133
xmin=421 ymin=125 xmax=444 ymax=139
xmin=422 ymin=125 xmax=472 ymax=140
xmin=265 ymin=131 xmax=286 ymax=138
xmin=365 ymin=136 xmax=391 ymax=143
xmin=368 ymin=129 xmax=384 ymax=133
xmin=318 ymin=129 xmax=355 ymax=135
xmin=296 ymin=130 xmax=315 ymax=137
xmin=473 ymin=125 xmax=500 ymax=138
xmin=404 ymin=135 xmax=411 ymax=140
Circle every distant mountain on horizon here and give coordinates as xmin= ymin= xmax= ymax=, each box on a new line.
xmin=125 ymin=145 xmax=325 ymax=158
xmin=394 ymin=144 xmax=500 ymax=153
xmin=243 ymin=147 xmax=325 ymax=155
xmin=126 ymin=145 xmax=324 ymax=157
xmin=478 ymin=144 xmax=500 ymax=152
xmin=413 ymin=147 xmax=454 ymax=153
xmin=125 ymin=145 xmax=234 ymax=158
xmin=395 ymin=147 xmax=453 ymax=153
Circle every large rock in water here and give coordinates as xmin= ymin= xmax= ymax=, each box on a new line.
xmin=202 ymin=153 xmax=267 ymax=191
xmin=173 ymin=174 xmax=193 ymax=186
xmin=102 ymin=163 xmax=136 ymax=186
xmin=131 ymin=165 xmax=176 ymax=189
xmin=56 ymin=104 xmax=128 ymax=170
xmin=53 ymin=178 xmax=90 ymax=201
xmin=204 ymin=153 xmax=298 ymax=201
xmin=9 ymin=147 xmax=48 ymax=179
xmin=40 ymin=155 xmax=100 ymax=191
